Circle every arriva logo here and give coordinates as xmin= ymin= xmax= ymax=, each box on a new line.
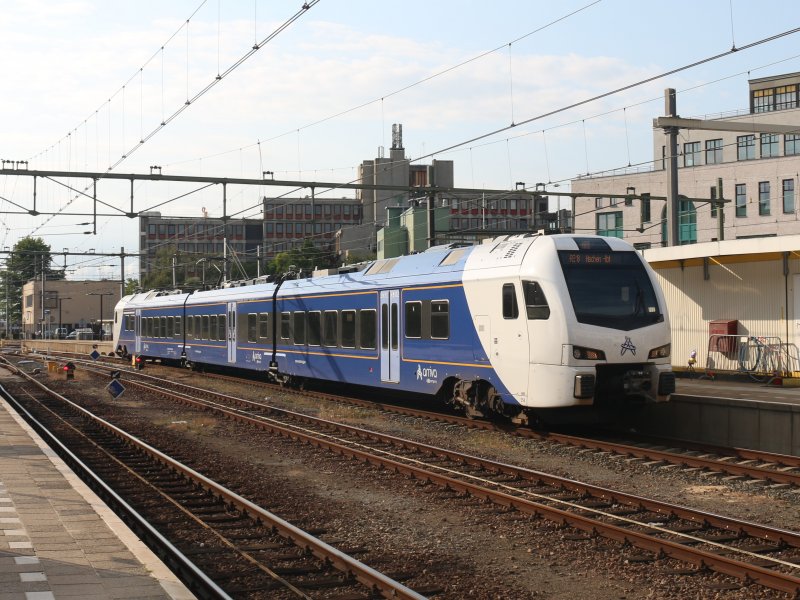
xmin=416 ymin=364 xmax=438 ymax=384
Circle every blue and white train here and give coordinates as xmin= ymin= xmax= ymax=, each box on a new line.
xmin=112 ymin=234 xmax=675 ymax=423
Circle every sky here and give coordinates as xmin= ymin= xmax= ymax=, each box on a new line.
xmin=1 ymin=0 xmax=799 ymax=281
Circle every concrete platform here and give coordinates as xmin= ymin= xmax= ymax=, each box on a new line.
xmin=632 ymin=375 xmax=800 ymax=456
xmin=0 ymin=391 xmax=194 ymax=599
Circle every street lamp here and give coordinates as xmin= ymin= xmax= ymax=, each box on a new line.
xmin=57 ymin=297 xmax=72 ymax=337
xmin=86 ymin=292 xmax=114 ymax=340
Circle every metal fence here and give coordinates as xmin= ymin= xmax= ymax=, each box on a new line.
xmin=700 ymin=334 xmax=800 ymax=382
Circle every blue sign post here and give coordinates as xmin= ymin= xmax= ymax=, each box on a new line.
xmin=106 ymin=379 xmax=125 ymax=399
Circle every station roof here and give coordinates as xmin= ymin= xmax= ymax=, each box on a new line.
xmin=643 ymin=235 xmax=800 ymax=269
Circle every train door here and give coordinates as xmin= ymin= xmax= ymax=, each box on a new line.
xmin=379 ymin=289 xmax=400 ymax=383
xmin=226 ymin=302 xmax=237 ymax=363
xmin=135 ymin=309 xmax=142 ymax=354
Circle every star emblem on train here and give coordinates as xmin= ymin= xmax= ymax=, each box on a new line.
xmin=620 ymin=336 xmax=636 ymax=356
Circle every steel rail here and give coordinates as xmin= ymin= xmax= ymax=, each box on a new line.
xmin=1 ymin=360 xmax=427 ymax=600
xmin=115 ymin=375 xmax=800 ymax=596
xmin=0 ymin=382 xmax=232 ymax=600
xmin=28 ymin=353 xmax=800 ymax=482
xmin=61 ymin=358 xmax=800 ymax=550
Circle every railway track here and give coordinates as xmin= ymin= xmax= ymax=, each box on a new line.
xmin=0 ymin=359 xmax=428 ymax=600
xmin=42 ymin=348 xmax=800 ymax=490
xmin=24 ymin=355 xmax=800 ymax=597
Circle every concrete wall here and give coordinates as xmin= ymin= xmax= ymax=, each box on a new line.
xmin=23 ymin=340 xmax=115 ymax=356
xmin=634 ymin=394 xmax=800 ymax=455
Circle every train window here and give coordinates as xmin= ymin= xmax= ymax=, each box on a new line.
xmin=360 ymin=309 xmax=376 ymax=349
xmin=294 ymin=312 xmax=306 ymax=345
xmin=341 ymin=310 xmax=356 ymax=348
xmin=430 ymin=301 xmax=450 ymax=339
xmin=307 ymin=312 xmax=321 ymax=346
xmin=322 ymin=311 xmax=338 ymax=347
xmin=258 ymin=313 xmax=270 ymax=340
xmin=218 ymin=315 xmax=226 ymax=342
xmin=247 ymin=314 xmax=257 ymax=342
xmin=202 ymin=315 xmax=210 ymax=340
xmin=404 ymin=302 xmax=422 ymax=338
xmin=175 ymin=316 xmax=182 ymax=338
xmin=210 ymin=316 xmax=218 ymax=341
xmin=381 ymin=305 xmax=389 ymax=350
xmin=186 ymin=316 xmax=194 ymax=339
xmin=167 ymin=317 xmax=174 ymax=338
xmin=391 ymin=304 xmax=398 ymax=350
xmin=161 ymin=316 xmax=167 ymax=338
xmin=153 ymin=317 xmax=161 ymax=338
xmin=280 ymin=312 xmax=291 ymax=340
xmin=523 ymin=281 xmax=550 ymax=320
xmin=502 ymin=283 xmax=519 ymax=319
xmin=143 ymin=317 xmax=148 ymax=337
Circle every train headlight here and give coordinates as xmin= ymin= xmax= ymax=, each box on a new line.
xmin=572 ymin=346 xmax=606 ymax=360
xmin=648 ymin=343 xmax=671 ymax=359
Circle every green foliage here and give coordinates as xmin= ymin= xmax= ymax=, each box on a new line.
xmin=1 ymin=237 xmax=62 ymax=325
xmin=124 ymin=278 xmax=140 ymax=295
xmin=268 ymin=240 xmax=337 ymax=276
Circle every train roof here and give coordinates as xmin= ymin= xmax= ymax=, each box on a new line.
xmin=119 ymin=234 xmax=638 ymax=310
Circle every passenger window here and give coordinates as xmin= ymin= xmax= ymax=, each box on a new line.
xmin=210 ymin=315 xmax=218 ymax=341
xmin=404 ymin=301 xmax=422 ymax=338
xmin=219 ymin=315 xmax=226 ymax=341
xmin=323 ymin=311 xmax=338 ymax=346
xmin=202 ymin=315 xmax=210 ymax=340
xmin=161 ymin=316 xmax=167 ymax=338
xmin=523 ymin=281 xmax=550 ymax=320
xmin=430 ymin=300 xmax=449 ymax=339
xmin=307 ymin=312 xmax=321 ymax=346
xmin=167 ymin=317 xmax=174 ymax=338
xmin=341 ymin=310 xmax=356 ymax=348
xmin=258 ymin=313 xmax=269 ymax=340
xmin=280 ymin=312 xmax=291 ymax=340
xmin=186 ymin=316 xmax=194 ymax=339
xmin=174 ymin=316 xmax=181 ymax=338
xmin=360 ymin=309 xmax=376 ymax=350
xmin=294 ymin=312 xmax=306 ymax=345
xmin=502 ymin=283 xmax=519 ymax=319
xmin=247 ymin=314 xmax=257 ymax=342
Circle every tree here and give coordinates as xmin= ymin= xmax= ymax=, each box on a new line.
xmin=269 ymin=240 xmax=337 ymax=276
xmin=124 ymin=278 xmax=140 ymax=295
xmin=1 ymin=237 xmax=63 ymax=327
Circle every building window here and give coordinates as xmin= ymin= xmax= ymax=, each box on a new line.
xmin=783 ymin=179 xmax=795 ymax=214
xmin=641 ymin=194 xmax=651 ymax=223
xmin=758 ymin=181 xmax=770 ymax=216
xmin=705 ymin=139 xmax=723 ymax=164
xmin=595 ymin=197 xmax=603 ymax=209
xmin=753 ymin=88 xmax=775 ymax=112
xmin=596 ymin=212 xmax=623 ymax=238
xmin=737 ymin=135 xmax=755 ymax=160
xmin=776 ymin=85 xmax=798 ymax=110
xmin=683 ymin=142 xmax=700 ymax=167
xmin=760 ymin=134 xmax=779 ymax=158
xmin=786 ymin=134 xmax=800 ymax=156
xmin=735 ymin=183 xmax=747 ymax=217
xmin=710 ymin=186 xmax=718 ymax=218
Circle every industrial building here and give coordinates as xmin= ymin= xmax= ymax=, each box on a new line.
xmin=21 ymin=279 xmax=120 ymax=339
xmin=571 ymin=72 xmax=800 ymax=247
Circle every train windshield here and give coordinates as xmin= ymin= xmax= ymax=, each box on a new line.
xmin=558 ymin=250 xmax=663 ymax=330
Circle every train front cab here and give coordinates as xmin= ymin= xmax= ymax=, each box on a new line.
xmin=554 ymin=238 xmax=675 ymax=408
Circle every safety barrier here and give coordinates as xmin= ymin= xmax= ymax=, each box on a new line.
xmin=699 ymin=334 xmax=799 ymax=382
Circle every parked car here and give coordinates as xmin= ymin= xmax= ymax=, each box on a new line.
xmin=54 ymin=328 xmax=69 ymax=339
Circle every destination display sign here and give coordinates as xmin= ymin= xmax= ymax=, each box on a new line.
xmin=559 ymin=251 xmax=631 ymax=266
